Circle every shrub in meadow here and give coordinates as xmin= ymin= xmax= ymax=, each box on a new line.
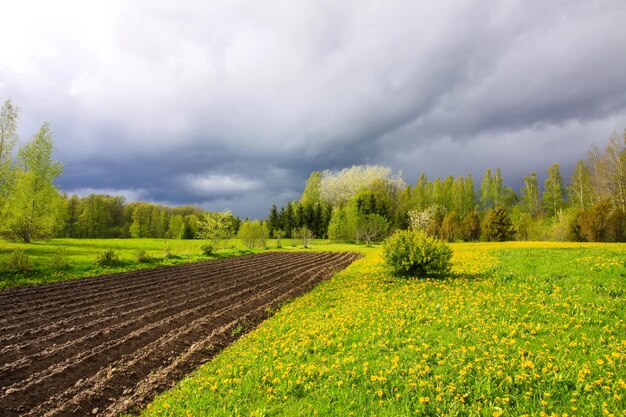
xmin=383 ymin=229 xmax=452 ymax=277
xmin=96 ymin=249 xmax=121 ymax=267
xmin=50 ymin=247 xmax=71 ymax=270
xmin=5 ymin=250 xmax=31 ymax=272
xmin=134 ymin=249 xmax=153 ymax=263
xmin=200 ymin=244 xmax=215 ymax=256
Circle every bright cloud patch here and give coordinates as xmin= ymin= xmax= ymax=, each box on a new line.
xmin=180 ymin=174 xmax=262 ymax=197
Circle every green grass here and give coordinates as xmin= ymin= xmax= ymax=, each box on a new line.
xmin=137 ymin=242 xmax=626 ymax=416
xmin=0 ymin=238 xmax=351 ymax=288
xmin=0 ymin=239 xmax=245 ymax=288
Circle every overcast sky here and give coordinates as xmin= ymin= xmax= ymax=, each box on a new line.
xmin=1 ymin=1 xmax=626 ymax=218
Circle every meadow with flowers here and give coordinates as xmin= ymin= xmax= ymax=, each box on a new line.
xmin=140 ymin=242 xmax=626 ymax=416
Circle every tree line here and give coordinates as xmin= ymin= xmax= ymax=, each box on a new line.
xmin=267 ymin=132 xmax=626 ymax=243
xmin=1 ymin=99 xmax=624 ymax=244
xmin=61 ymin=195 xmax=241 ymax=240
xmin=0 ymin=99 xmax=244 ymax=243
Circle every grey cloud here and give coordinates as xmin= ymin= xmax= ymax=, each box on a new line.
xmin=1 ymin=0 xmax=626 ymax=217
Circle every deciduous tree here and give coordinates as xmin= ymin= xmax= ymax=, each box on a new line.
xmin=0 ymin=99 xmax=19 ymax=209
xmin=1 ymin=123 xmax=64 ymax=242
xmin=543 ymin=163 xmax=565 ymax=217
xmin=520 ymin=172 xmax=541 ymax=217
xmin=356 ymin=214 xmax=389 ymax=246
xmin=196 ymin=210 xmax=234 ymax=248
xmin=568 ymin=160 xmax=594 ymax=210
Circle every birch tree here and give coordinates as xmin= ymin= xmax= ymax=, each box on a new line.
xmin=520 ymin=172 xmax=541 ymax=216
xmin=1 ymin=123 xmax=64 ymax=242
xmin=0 ymin=99 xmax=20 ymax=209
xmin=568 ymin=160 xmax=594 ymax=210
xmin=589 ymin=132 xmax=626 ymax=211
xmin=543 ymin=163 xmax=565 ymax=217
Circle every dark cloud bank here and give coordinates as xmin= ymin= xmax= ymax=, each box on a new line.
xmin=2 ymin=1 xmax=626 ymax=218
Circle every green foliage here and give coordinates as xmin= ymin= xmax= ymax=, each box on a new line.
xmin=50 ymin=247 xmax=71 ymax=270
xmin=273 ymin=229 xmax=285 ymax=248
xmin=200 ymin=244 xmax=215 ymax=256
xmin=356 ymin=214 xmax=389 ymax=246
xmin=460 ymin=210 xmax=481 ymax=241
xmin=520 ymin=172 xmax=542 ymax=216
xmin=95 ymin=249 xmax=121 ymax=267
xmin=572 ymin=200 xmax=626 ymax=242
xmin=267 ymin=204 xmax=281 ymax=237
xmin=588 ymin=131 xmax=626 ymax=211
xmin=1 ymin=122 xmax=64 ymax=242
xmin=482 ymin=206 xmax=515 ymax=241
xmin=134 ymin=248 xmax=154 ymax=263
xmin=162 ymin=241 xmax=173 ymax=258
xmin=300 ymin=171 xmax=322 ymax=206
xmin=5 ymin=250 xmax=31 ymax=272
xmin=0 ymin=99 xmax=20 ymax=210
xmin=568 ymin=160 xmax=595 ymax=210
xmin=238 ymin=220 xmax=269 ymax=248
xmin=511 ymin=210 xmax=537 ymax=241
xmin=129 ymin=203 xmax=168 ymax=238
xmin=543 ymin=163 xmax=565 ymax=217
xmin=296 ymin=226 xmax=314 ymax=248
xmin=72 ymin=194 xmax=125 ymax=238
xmin=166 ymin=214 xmax=186 ymax=239
xmin=440 ymin=211 xmax=459 ymax=242
xmin=382 ymin=229 xmax=452 ymax=277
xmin=184 ymin=214 xmax=200 ymax=239
xmin=328 ymin=205 xmax=358 ymax=241
xmin=197 ymin=210 xmax=235 ymax=248
xmin=352 ymin=180 xmax=393 ymax=219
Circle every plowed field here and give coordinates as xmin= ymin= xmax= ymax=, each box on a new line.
xmin=0 ymin=251 xmax=360 ymax=417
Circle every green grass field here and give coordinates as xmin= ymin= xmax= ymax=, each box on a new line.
xmin=0 ymin=238 xmax=347 ymax=288
xmin=136 ymin=242 xmax=626 ymax=416
xmin=2 ymin=238 xmax=625 ymax=415
xmin=0 ymin=238 xmax=255 ymax=288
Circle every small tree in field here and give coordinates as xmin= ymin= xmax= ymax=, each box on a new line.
xmin=356 ymin=214 xmax=389 ymax=246
xmin=297 ymin=226 xmax=314 ymax=248
xmin=238 ymin=220 xmax=269 ymax=248
xmin=196 ymin=210 xmax=234 ymax=249
xmin=1 ymin=122 xmax=64 ymax=242
xmin=274 ymin=229 xmax=285 ymax=248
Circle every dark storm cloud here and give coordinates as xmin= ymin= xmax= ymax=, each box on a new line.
xmin=1 ymin=0 xmax=626 ymax=217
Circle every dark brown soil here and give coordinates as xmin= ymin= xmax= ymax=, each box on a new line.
xmin=0 ymin=251 xmax=361 ymax=417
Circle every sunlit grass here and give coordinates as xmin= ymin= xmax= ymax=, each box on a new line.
xmin=138 ymin=242 xmax=626 ymax=416
xmin=0 ymin=238 xmax=255 ymax=288
xmin=0 ymin=238 xmax=356 ymax=288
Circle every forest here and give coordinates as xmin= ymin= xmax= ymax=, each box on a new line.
xmin=266 ymin=132 xmax=626 ymax=243
xmin=1 ymin=99 xmax=625 ymax=244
